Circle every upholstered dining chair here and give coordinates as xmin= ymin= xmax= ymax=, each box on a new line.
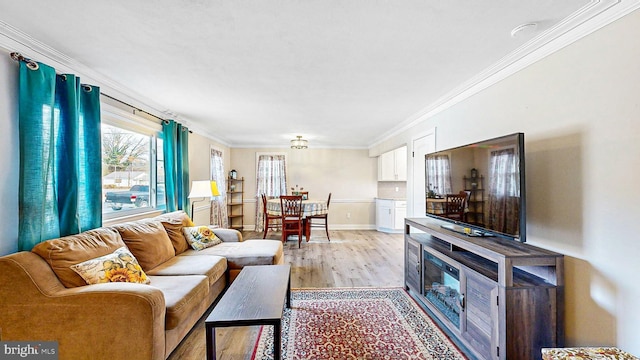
xmin=280 ymin=195 xmax=304 ymax=247
xmin=261 ymin=194 xmax=281 ymax=239
xmin=443 ymin=192 xmax=466 ymax=221
xmin=308 ymin=193 xmax=331 ymax=241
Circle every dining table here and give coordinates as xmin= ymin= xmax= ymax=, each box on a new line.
xmin=427 ymin=196 xmax=471 ymax=217
xmin=266 ymin=198 xmax=328 ymax=240
xmin=426 ymin=197 xmax=446 ymax=215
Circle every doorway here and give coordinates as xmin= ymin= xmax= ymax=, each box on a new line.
xmin=411 ymin=129 xmax=435 ymax=217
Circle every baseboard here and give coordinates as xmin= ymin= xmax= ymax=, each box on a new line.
xmin=241 ymin=224 xmax=376 ymax=232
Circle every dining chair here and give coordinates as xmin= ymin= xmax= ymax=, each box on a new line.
xmin=280 ymin=195 xmax=304 ymax=247
xmin=261 ymin=194 xmax=281 ymax=239
xmin=461 ymin=190 xmax=471 ymax=222
xmin=443 ymin=193 xmax=466 ymax=221
xmin=308 ymin=193 xmax=331 ymax=241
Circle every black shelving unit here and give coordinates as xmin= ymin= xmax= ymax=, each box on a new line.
xmin=463 ymin=172 xmax=484 ymax=226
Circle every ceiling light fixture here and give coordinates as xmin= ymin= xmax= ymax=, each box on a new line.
xmin=290 ymin=135 xmax=308 ymax=149
xmin=510 ymin=22 xmax=538 ymax=38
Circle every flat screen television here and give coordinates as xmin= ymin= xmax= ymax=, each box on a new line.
xmin=425 ymin=133 xmax=526 ymax=242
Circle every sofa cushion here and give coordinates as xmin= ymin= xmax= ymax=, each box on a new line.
xmin=154 ymin=211 xmax=195 ymax=255
xmin=111 ymin=219 xmax=175 ymax=271
xmin=180 ymin=239 xmax=284 ymax=270
xmin=146 ymin=255 xmax=227 ymax=286
xmin=32 ymin=227 xmax=127 ymax=288
xmin=147 ymin=275 xmax=209 ymax=330
xmin=183 ymin=226 xmax=223 ymax=251
xmin=71 ymin=246 xmax=150 ymax=285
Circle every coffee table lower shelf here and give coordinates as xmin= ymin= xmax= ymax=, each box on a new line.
xmin=205 ymin=264 xmax=291 ymax=360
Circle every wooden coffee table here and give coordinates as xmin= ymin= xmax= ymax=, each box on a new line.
xmin=205 ymin=264 xmax=291 ymax=360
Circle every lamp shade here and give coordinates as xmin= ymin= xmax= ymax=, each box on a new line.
xmin=188 ymin=180 xmax=220 ymax=199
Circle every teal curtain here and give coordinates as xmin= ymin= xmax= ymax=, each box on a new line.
xmin=162 ymin=120 xmax=190 ymax=215
xmin=18 ymin=60 xmax=102 ymax=251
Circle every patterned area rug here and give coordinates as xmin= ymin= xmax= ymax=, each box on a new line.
xmin=251 ymin=288 xmax=467 ymax=360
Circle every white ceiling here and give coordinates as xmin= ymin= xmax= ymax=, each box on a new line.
xmin=0 ymin=1 xmax=635 ymax=148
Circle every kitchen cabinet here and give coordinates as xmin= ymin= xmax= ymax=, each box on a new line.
xmin=394 ymin=203 xmax=407 ymax=230
xmin=378 ymin=146 xmax=407 ymax=181
xmin=376 ymin=199 xmax=406 ymax=233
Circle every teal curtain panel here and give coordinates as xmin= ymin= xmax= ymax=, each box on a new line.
xmin=18 ymin=60 xmax=101 ymax=251
xmin=162 ymin=120 xmax=190 ymax=215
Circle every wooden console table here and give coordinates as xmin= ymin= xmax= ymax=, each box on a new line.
xmin=205 ymin=265 xmax=291 ymax=360
xmin=404 ymin=217 xmax=564 ymax=360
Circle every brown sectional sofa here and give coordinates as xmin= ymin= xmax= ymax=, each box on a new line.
xmin=0 ymin=211 xmax=284 ymax=360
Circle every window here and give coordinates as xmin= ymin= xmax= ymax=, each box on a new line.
xmin=488 ymin=146 xmax=519 ymax=198
xmin=254 ymin=153 xmax=287 ymax=232
xmin=487 ymin=146 xmax=520 ymax=233
xmin=256 ymin=153 xmax=288 ymax=197
xmin=101 ymin=107 xmax=164 ymax=220
xmin=209 ymin=147 xmax=227 ymax=228
xmin=425 ymin=154 xmax=452 ymax=197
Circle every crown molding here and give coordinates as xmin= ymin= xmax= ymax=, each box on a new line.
xmin=370 ymin=0 xmax=640 ymax=149
xmin=183 ymin=122 xmax=233 ymax=148
xmin=3 ymin=2 xmax=638 ymax=151
xmin=231 ymin=143 xmax=368 ymax=150
xmin=0 ymin=21 xmax=170 ymax=118
xmin=0 ymin=20 xmax=232 ymax=147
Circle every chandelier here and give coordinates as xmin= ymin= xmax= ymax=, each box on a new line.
xmin=290 ymin=135 xmax=308 ymax=149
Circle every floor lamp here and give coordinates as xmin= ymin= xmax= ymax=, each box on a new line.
xmin=188 ymin=180 xmax=220 ymax=220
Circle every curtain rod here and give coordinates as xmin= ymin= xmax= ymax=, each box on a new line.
xmin=101 ymin=94 xmax=193 ymax=132
xmin=10 ymin=51 xmax=192 ymax=132
xmin=10 ymin=52 xmax=39 ymax=70
xmin=99 ymin=92 xmax=165 ymax=123
xmin=10 ymin=52 xmax=162 ymax=120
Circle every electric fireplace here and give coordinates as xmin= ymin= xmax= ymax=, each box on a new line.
xmin=422 ymin=250 xmax=463 ymax=330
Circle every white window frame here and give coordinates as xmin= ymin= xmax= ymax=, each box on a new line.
xmin=101 ymin=103 xmax=164 ymax=222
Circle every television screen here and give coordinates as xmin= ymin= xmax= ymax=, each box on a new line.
xmin=425 ymin=133 xmax=526 ymax=242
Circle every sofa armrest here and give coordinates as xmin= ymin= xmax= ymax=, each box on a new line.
xmin=213 ymin=228 xmax=243 ymax=242
xmin=0 ymin=252 xmax=166 ymax=360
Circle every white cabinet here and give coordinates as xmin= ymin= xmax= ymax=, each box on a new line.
xmin=394 ymin=203 xmax=406 ymax=230
xmin=394 ymin=147 xmax=407 ymax=180
xmin=378 ymin=146 xmax=407 ymax=181
xmin=376 ymin=199 xmax=393 ymax=230
xmin=376 ymin=199 xmax=406 ymax=233
xmin=378 ymin=151 xmax=396 ymax=181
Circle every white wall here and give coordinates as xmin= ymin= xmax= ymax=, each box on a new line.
xmin=0 ymin=50 xmax=19 ymax=256
xmin=374 ymin=10 xmax=640 ymax=354
xmin=188 ymin=133 xmax=230 ymax=225
xmin=230 ymin=147 xmax=377 ymax=230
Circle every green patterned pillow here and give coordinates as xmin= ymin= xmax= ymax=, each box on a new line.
xmin=182 ymin=226 xmax=223 ymax=251
xmin=70 ymin=246 xmax=150 ymax=285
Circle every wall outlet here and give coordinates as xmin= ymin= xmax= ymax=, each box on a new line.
xmin=395 ymin=186 xmax=399 ymax=192
xmin=346 ymin=212 xmax=351 ymax=219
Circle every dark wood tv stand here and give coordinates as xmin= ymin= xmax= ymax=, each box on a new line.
xmin=404 ymin=218 xmax=564 ymax=360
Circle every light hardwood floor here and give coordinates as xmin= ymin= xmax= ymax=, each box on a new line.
xmin=167 ymin=229 xmax=404 ymax=360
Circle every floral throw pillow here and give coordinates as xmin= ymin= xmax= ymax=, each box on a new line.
xmin=182 ymin=226 xmax=223 ymax=251
xmin=70 ymin=246 xmax=150 ymax=285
